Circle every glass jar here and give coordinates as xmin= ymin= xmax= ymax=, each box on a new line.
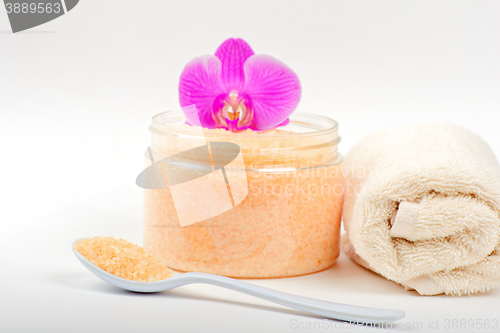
xmin=142 ymin=110 xmax=344 ymax=278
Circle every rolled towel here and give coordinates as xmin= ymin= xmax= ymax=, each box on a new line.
xmin=341 ymin=123 xmax=500 ymax=296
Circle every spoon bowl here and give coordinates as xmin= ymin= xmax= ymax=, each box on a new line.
xmin=72 ymin=239 xmax=405 ymax=323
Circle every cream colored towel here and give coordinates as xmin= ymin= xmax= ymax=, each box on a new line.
xmin=342 ymin=123 xmax=500 ymax=295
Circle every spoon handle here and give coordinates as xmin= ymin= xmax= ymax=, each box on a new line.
xmin=180 ymin=272 xmax=404 ymax=323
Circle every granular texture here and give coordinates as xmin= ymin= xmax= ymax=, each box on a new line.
xmin=144 ymin=126 xmax=344 ymax=278
xmin=74 ymin=237 xmax=174 ymax=282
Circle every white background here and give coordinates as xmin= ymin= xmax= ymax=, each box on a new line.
xmin=1 ymin=1 xmax=499 ymax=332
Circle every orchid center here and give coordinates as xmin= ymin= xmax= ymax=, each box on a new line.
xmin=212 ymin=93 xmax=254 ymax=131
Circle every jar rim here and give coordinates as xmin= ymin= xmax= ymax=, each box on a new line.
xmin=150 ymin=110 xmax=339 ymax=139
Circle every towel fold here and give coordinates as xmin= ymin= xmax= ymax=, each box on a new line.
xmin=341 ymin=123 xmax=500 ymax=295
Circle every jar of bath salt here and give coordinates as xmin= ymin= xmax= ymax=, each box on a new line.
xmin=142 ymin=110 xmax=343 ymax=278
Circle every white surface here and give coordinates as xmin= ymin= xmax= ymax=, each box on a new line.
xmin=1 ymin=1 xmax=499 ymax=332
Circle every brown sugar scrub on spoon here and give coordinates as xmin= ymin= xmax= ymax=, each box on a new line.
xmin=74 ymin=237 xmax=174 ymax=282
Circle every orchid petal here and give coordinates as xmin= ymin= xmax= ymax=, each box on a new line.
xmin=243 ymin=55 xmax=301 ymax=130
xmin=179 ymin=55 xmax=224 ymax=128
xmin=276 ymin=118 xmax=290 ymax=127
xmin=215 ymin=38 xmax=255 ymax=92
xmin=181 ymin=104 xmax=203 ymax=127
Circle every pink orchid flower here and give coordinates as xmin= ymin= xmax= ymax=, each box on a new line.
xmin=179 ymin=38 xmax=301 ymax=132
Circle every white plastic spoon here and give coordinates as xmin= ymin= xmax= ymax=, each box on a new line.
xmin=72 ymin=240 xmax=405 ymax=324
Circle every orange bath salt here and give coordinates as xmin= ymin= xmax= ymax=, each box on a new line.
xmin=143 ymin=111 xmax=344 ymax=278
xmin=74 ymin=237 xmax=174 ymax=282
